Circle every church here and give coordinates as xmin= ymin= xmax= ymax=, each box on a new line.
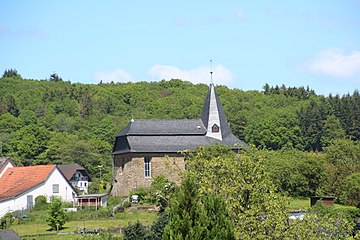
xmin=111 ymin=83 xmax=247 ymax=197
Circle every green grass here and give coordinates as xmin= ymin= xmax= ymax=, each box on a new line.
xmin=22 ymin=233 xmax=123 ymax=240
xmin=288 ymin=197 xmax=310 ymax=211
xmin=10 ymin=210 xmax=157 ymax=237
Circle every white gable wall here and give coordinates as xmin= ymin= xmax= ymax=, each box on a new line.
xmin=0 ymin=168 xmax=76 ymax=215
xmin=71 ymin=171 xmax=89 ymax=193
xmin=0 ymin=161 xmax=15 ymax=178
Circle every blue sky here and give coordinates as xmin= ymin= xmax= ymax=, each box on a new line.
xmin=1 ymin=1 xmax=360 ymax=95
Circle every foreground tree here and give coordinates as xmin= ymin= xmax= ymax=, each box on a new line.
xmin=123 ymin=221 xmax=146 ymax=240
xmin=185 ymin=145 xmax=354 ymax=239
xmin=185 ymin=146 xmax=289 ymax=239
xmin=163 ymin=175 xmax=235 ymax=240
xmin=47 ymin=196 xmax=66 ymax=231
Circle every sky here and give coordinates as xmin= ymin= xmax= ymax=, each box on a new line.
xmin=1 ymin=1 xmax=360 ymax=96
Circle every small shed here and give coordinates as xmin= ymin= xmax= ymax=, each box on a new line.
xmin=310 ymin=196 xmax=336 ymax=207
xmin=75 ymin=193 xmax=107 ymax=209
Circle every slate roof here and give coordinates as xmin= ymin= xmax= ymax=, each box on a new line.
xmin=57 ymin=164 xmax=92 ymax=182
xmin=113 ymin=84 xmax=247 ymax=155
xmin=0 ymin=165 xmax=55 ymax=201
xmin=0 ymin=230 xmax=20 ymax=240
xmin=117 ymin=119 xmax=206 ymax=136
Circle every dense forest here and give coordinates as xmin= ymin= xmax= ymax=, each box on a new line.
xmin=0 ymin=69 xmax=359 ymax=205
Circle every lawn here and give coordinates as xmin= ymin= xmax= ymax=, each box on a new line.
xmin=288 ymin=197 xmax=310 ymax=211
xmin=10 ymin=210 xmax=157 ymax=237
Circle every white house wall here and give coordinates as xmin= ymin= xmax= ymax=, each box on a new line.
xmin=0 ymin=168 xmax=76 ymax=213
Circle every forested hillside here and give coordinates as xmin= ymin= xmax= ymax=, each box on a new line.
xmin=0 ymin=70 xmax=359 ymax=204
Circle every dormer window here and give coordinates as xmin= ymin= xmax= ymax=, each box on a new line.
xmin=212 ymin=124 xmax=219 ymax=133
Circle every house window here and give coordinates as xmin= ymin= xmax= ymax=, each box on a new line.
xmin=144 ymin=157 xmax=151 ymax=178
xmin=52 ymin=184 xmax=59 ymax=193
xmin=212 ymin=124 xmax=219 ymax=133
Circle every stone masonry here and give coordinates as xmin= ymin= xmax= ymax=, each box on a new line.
xmin=112 ymin=154 xmax=185 ymax=197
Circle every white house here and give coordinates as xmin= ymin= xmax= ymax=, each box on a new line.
xmin=0 ymin=165 xmax=77 ymax=218
xmin=0 ymin=157 xmax=15 ymax=178
xmin=57 ymin=164 xmax=92 ymax=194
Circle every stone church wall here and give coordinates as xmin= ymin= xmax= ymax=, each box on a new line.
xmin=111 ymin=154 xmax=185 ymax=197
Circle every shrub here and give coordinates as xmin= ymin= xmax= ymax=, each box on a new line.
xmin=0 ymin=212 xmax=14 ymax=229
xmin=130 ymin=188 xmax=150 ymax=204
xmin=34 ymin=195 xmax=48 ymax=211
xmin=107 ymin=196 xmax=122 ymax=208
xmin=123 ymin=201 xmax=131 ymax=208
xmin=149 ymin=175 xmax=176 ymax=211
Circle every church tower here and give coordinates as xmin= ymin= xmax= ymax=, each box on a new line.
xmin=200 ymin=62 xmax=233 ymax=141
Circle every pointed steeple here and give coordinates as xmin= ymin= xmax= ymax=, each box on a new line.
xmin=200 ymin=83 xmax=232 ymax=141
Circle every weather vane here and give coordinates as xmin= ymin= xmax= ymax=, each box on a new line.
xmin=210 ymin=59 xmax=213 ymax=84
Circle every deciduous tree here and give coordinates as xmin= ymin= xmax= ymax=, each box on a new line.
xmin=47 ymin=196 xmax=66 ymax=231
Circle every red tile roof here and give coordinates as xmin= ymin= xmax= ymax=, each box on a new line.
xmin=0 ymin=165 xmax=55 ymax=201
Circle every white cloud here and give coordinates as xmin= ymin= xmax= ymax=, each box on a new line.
xmin=300 ymin=48 xmax=360 ymax=78
xmin=93 ymin=68 xmax=133 ymax=83
xmin=148 ymin=64 xmax=234 ymax=85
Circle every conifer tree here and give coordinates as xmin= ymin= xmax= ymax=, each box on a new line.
xmin=162 ymin=175 xmax=235 ymax=240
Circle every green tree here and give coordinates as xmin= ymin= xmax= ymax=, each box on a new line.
xmin=8 ymin=124 xmax=50 ymax=165
xmin=318 ymin=139 xmax=360 ymax=201
xmin=162 ymin=175 xmax=199 ymax=239
xmin=265 ymin=149 xmax=325 ymax=197
xmin=163 ymin=175 xmax=235 ymax=240
xmin=184 ymin=145 xmax=355 ymax=239
xmin=2 ymin=69 xmax=21 ymax=78
xmin=6 ymin=95 xmax=20 ymax=117
xmin=341 ymin=173 xmax=360 ymax=207
xmin=145 ymin=212 xmax=169 ymax=240
xmin=47 ymin=196 xmax=66 ymax=231
xmin=185 ymin=146 xmax=289 ymax=239
xmin=123 ymin=221 xmax=146 ymax=240
xmin=18 ymin=109 xmax=37 ymax=126
xmin=49 ymin=73 xmax=63 ymax=82
xmin=321 ymin=115 xmax=346 ymax=147
xmin=79 ymin=91 xmax=94 ymax=118
xmin=298 ymin=99 xmax=324 ymax=151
